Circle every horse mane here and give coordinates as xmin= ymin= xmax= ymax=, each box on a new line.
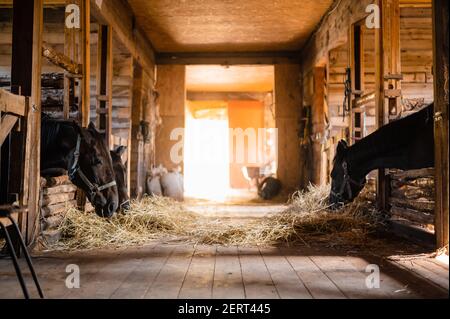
xmin=41 ymin=114 xmax=80 ymax=150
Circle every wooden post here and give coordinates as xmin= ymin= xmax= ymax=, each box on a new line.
xmin=96 ymin=25 xmax=113 ymax=148
xmin=80 ymin=0 xmax=90 ymax=128
xmin=349 ymin=21 xmax=366 ymax=144
xmin=75 ymin=0 xmax=91 ymax=210
xmin=130 ymin=61 xmax=144 ymax=198
xmin=274 ymin=64 xmax=302 ymax=191
xmin=155 ymin=65 xmax=186 ymax=172
xmin=64 ymin=0 xmax=77 ymax=120
xmin=312 ymin=66 xmax=326 ymax=185
xmin=375 ymin=0 xmax=401 ymax=212
xmin=10 ymin=0 xmax=43 ymax=246
xmin=432 ymin=0 xmax=449 ymax=250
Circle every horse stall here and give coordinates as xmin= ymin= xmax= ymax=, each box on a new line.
xmin=0 ymin=0 xmax=449 ymax=303
xmin=387 ymin=4 xmax=437 ymax=240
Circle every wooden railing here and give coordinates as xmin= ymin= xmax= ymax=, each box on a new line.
xmin=0 ymin=88 xmax=28 ymax=146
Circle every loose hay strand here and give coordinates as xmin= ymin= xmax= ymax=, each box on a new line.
xmin=52 ymin=185 xmax=385 ymax=250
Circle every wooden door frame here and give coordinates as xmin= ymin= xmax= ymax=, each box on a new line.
xmin=349 ymin=18 xmax=368 ymax=145
xmin=432 ymin=0 xmax=449 ymax=251
xmin=375 ymin=0 xmax=402 ymax=213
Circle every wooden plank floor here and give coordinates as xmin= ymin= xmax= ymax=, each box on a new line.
xmin=0 ymin=243 xmax=448 ymax=299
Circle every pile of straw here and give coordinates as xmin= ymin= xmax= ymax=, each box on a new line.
xmin=52 ymin=184 xmax=385 ymax=250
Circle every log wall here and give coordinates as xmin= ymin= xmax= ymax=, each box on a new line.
xmin=389 ymin=168 xmax=435 ymax=230
xmin=39 ymin=176 xmax=77 ymax=246
xmin=301 ymin=0 xmax=436 ymax=231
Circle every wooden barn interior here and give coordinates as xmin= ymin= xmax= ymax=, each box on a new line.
xmin=0 ymin=0 xmax=448 ymax=299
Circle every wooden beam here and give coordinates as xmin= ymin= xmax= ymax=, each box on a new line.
xmin=80 ymin=0 xmax=90 ymax=128
xmin=0 ymin=0 xmax=65 ymax=6
xmin=96 ymin=24 xmax=113 ymax=148
xmin=312 ymin=66 xmax=326 ymax=185
xmin=375 ymin=0 xmax=402 ymax=212
xmin=186 ymin=91 xmax=270 ymax=101
xmin=42 ymin=42 xmax=82 ymax=75
xmin=156 ymin=51 xmax=301 ymax=65
xmin=0 ymin=88 xmax=26 ymax=116
xmin=432 ymin=0 xmax=449 ymax=250
xmin=90 ymin=0 xmax=155 ymax=77
xmin=274 ymin=64 xmax=302 ymax=191
xmin=0 ymin=114 xmax=18 ymax=146
xmin=63 ymin=0 xmax=77 ymax=120
xmin=11 ymin=0 xmax=44 ymax=246
xmin=129 ymin=61 xmax=144 ymax=198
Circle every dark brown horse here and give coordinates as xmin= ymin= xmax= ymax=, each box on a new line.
xmin=110 ymin=146 xmax=130 ymax=212
xmin=329 ymin=103 xmax=435 ymax=207
xmin=41 ymin=118 xmax=119 ymax=217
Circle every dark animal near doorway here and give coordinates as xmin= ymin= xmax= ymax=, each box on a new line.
xmin=110 ymin=146 xmax=131 ymax=212
xmin=40 ymin=118 xmax=119 ymax=217
xmin=258 ymin=177 xmax=282 ymax=200
xmin=329 ymin=103 xmax=435 ymax=207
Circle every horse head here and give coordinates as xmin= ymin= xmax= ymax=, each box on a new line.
xmin=110 ymin=146 xmax=131 ymax=212
xmin=328 ymin=140 xmax=366 ymax=208
xmin=70 ymin=122 xmax=119 ymax=217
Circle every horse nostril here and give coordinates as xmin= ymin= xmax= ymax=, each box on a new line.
xmin=107 ymin=202 xmax=116 ymax=214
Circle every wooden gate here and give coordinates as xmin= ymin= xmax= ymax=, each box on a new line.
xmin=0 ymin=88 xmax=29 ymax=251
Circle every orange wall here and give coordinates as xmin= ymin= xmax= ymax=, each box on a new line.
xmin=228 ymin=100 xmax=264 ymax=189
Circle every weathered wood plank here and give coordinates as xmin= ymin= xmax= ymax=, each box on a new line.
xmin=390 ymin=168 xmax=435 ymax=179
xmin=43 ymin=184 xmax=77 ymax=195
xmin=0 ymin=114 xmax=18 ymax=146
xmin=432 ymin=0 xmax=449 ymax=251
xmin=144 ymin=245 xmax=195 ymax=299
xmin=65 ymin=248 xmax=144 ymax=299
xmin=110 ymin=244 xmax=174 ymax=299
xmin=41 ymin=175 xmax=70 ymax=187
xmin=178 ymin=245 xmax=216 ymax=299
xmin=80 ymin=0 xmax=90 ymax=128
xmin=0 ymin=88 xmax=26 ymax=116
xmin=212 ymin=246 xmax=245 ymax=299
xmin=389 ymin=197 xmax=435 ymax=212
xmin=41 ymin=200 xmax=77 ymax=219
xmin=309 ymin=255 xmax=390 ymax=299
xmin=238 ymin=247 xmax=279 ymax=299
xmin=260 ymin=247 xmax=312 ymax=299
xmin=42 ymin=42 xmax=81 ymax=75
xmin=42 ymin=192 xmax=76 ymax=206
xmin=13 ymin=0 xmax=44 ymax=246
xmin=394 ymin=259 xmax=449 ymax=291
xmin=284 ymin=250 xmax=346 ymax=299
xmin=347 ymin=256 xmax=421 ymax=299
xmin=391 ymin=205 xmax=434 ymax=224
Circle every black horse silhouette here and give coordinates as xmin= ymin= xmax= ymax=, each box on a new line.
xmin=41 ymin=118 xmax=119 ymax=217
xmin=329 ymin=103 xmax=435 ymax=206
xmin=110 ymin=146 xmax=130 ymax=212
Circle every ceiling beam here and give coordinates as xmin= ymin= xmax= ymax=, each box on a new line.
xmin=90 ymin=0 xmax=155 ymax=77
xmin=0 ymin=0 xmax=65 ymax=7
xmin=156 ymin=51 xmax=301 ymax=65
xmin=186 ymin=91 xmax=271 ymax=101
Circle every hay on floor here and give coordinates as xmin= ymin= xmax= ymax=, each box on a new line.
xmin=51 ymin=184 xmax=385 ymax=250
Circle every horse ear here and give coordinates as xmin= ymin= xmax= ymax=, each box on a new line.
xmin=88 ymin=122 xmax=100 ymax=135
xmin=114 ymin=145 xmax=127 ymax=157
xmin=337 ymin=140 xmax=348 ymax=153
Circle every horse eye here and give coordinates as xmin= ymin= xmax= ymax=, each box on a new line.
xmin=92 ymin=157 xmax=102 ymax=166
